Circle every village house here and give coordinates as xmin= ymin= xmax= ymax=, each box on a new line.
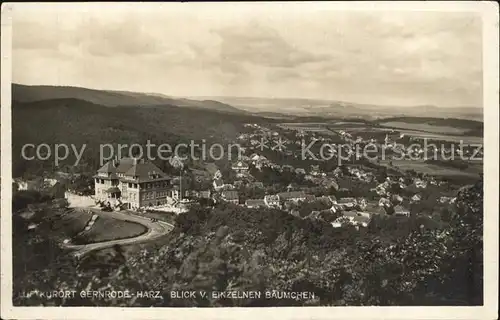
xmin=233 ymin=180 xmax=244 ymax=188
xmin=332 ymin=211 xmax=372 ymax=228
xmin=321 ymin=178 xmax=339 ymax=191
xmin=378 ymin=197 xmax=392 ymax=207
xmin=221 ymin=190 xmax=239 ymax=204
xmin=295 ymin=168 xmax=306 ymax=175
xmin=213 ymin=178 xmax=225 ymax=191
xmin=278 ymin=191 xmax=307 ymax=203
xmin=411 ymin=194 xmax=422 ymax=203
xmin=248 ymin=181 xmax=264 ymax=189
xmin=94 ymin=157 xmax=172 ymax=210
xmin=281 ymin=164 xmax=295 ymax=172
xmin=336 ymin=197 xmax=358 ymax=209
xmin=232 ymin=161 xmax=249 ymax=177
xmin=245 ymin=199 xmax=267 ymax=208
xmin=393 ymin=205 xmax=411 ymax=217
xmin=198 ymin=190 xmax=211 ymax=199
xmin=264 ymin=194 xmax=280 ymax=208
xmin=170 ymin=185 xmax=189 ymax=202
xmin=414 ymin=178 xmax=428 ymax=189
xmin=439 ymin=196 xmax=454 ymax=204
xmin=333 ymin=167 xmax=343 ymax=177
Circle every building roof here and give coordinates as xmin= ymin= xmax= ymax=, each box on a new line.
xmin=265 ymin=194 xmax=280 ymax=201
xmin=394 ymin=205 xmax=409 ymax=213
xmin=232 ymin=161 xmax=249 ymax=169
xmin=97 ymin=158 xmax=168 ymax=183
xmin=353 ymin=215 xmax=372 ymax=224
xmin=337 ymin=197 xmax=357 ymax=204
xmin=278 ymin=191 xmax=306 ymax=200
xmin=245 ymin=199 xmax=266 ymax=207
xmin=222 ymin=190 xmax=239 ymax=200
xmin=213 ymin=178 xmax=224 ymax=188
xmin=199 ymin=190 xmax=211 ymax=198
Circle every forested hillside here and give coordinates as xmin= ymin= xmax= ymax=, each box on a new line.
xmin=12 ymin=98 xmax=269 ymax=177
xmin=13 ymin=179 xmax=483 ymax=306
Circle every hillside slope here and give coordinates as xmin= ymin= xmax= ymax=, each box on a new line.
xmin=12 ymin=84 xmax=246 ymax=114
xmin=12 ymin=98 xmax=268 ymax=177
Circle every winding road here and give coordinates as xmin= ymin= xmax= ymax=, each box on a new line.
xmin=63 ymin=208 xmax=174 ymax=257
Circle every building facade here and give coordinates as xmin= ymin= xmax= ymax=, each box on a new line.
xmin=94 ymin=157 xmax=172 ymax=210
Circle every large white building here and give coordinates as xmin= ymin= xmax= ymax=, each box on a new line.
xmin=94 ymin=157 xmax=172 ymax=210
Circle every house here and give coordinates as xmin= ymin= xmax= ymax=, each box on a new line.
xmin=278 ymin=191 xmax=307 ymax=203
xmin=363 ymin=203 xmax=388 ymax=215
xmin=378 ymin=197 xmax=391 ymax=207
xmin=357 ymin=198 xmax=368 ymax=210
xmin=233 ymin=180 xmax=244 ymax=188
xmin=391 ymin=194 xmax=403 ymax=204
xmin=295 ymin=168 xmax=306 ymax=175
xmin=316 ymin=196 xmax=334 ymax=206
xmin=304 ymin=194 xmax=316 ymax=202
xmin=414 ymin=179 xmax=427 ymax=189
xmin=290 ymin=209 xmax=301 ymax=217
xmin=249 ymin=181 xmax=264 ymax=189
xmin=94 ymin=157 xmax=172 ymax=210
xmin=310 ymin=165 xmax=321 ymax=176
xmin=337 ymin=197 xmax=357 ymax=209
xmin=16 ymin=177 xmax=58 ymax=192
xmin=333 ymin=167 xmax=343 ymax=177
xmin=221 ymin=190 xmax=239 ymax=204
xmin=264 ymin=194 xmax=280 ymax=207
xmin=232 ymin=161 xmax=249 ymax=177
xmin=353 ymin=214 xmax=372 ymax=227
xmin=331 ymin=212 xmax=372 ymax=228
xmin=411 ymin=194 xmax=422 ymax=203
xmin=245 ymin=199 xmax=267 ymax=208
xmin=321 ymin=178 xmax=339 ymax=191
xmin=394 ymin=205 xmax=410 ymax=217
xmin=198 ymin=190 xmax=212 ymax=199
xmin=331 ymin=216 xmax=351 ymax=228
xmin=439 ymin=196 xmax=452 ymax=204
xmin=213 ymin=178 xmax=225 ymax=191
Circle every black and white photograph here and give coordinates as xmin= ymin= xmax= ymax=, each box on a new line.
xmin=1 ymin=2 xmax=498 ymax=319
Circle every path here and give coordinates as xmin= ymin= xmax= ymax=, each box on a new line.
xmin=63 ymin=208 xmax=174 ymax=257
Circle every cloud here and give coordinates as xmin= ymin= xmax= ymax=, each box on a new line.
xmin=212 ymin=22 xmax=331 ymax=68
xmin=11 ymin=6 xmax=483 ymax=107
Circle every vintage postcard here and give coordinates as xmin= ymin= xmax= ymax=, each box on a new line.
xmin=1 ymin=2 xmax=498 ymax=319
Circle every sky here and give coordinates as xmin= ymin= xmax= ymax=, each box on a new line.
xmin=11 ymin=3 xmax=483 ymax=107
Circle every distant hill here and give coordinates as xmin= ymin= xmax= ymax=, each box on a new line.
xmin=189 ymin=96 xmax=483 ymax=121
xmin=12 ymin=84 xmax=246 ymax=115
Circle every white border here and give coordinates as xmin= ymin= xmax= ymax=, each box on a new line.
xmin=1 ymin=2 xmax=498 ymax=320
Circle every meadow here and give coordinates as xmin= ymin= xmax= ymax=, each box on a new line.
xmin=72 ymin=214 xmax=147 ymax=244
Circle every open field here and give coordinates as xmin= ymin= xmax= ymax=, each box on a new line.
xmin=278 ymin=123 xmax=336 ymax=135
xmin=379 ymin=121 xmax=470 ymax=135
xmin=396 ymin=130 xmax=483 ymax=144
xmin=73 ymin=213 xmax=147 ymax=244
xmin=379 ymin=159 xmax=482 ymax=178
